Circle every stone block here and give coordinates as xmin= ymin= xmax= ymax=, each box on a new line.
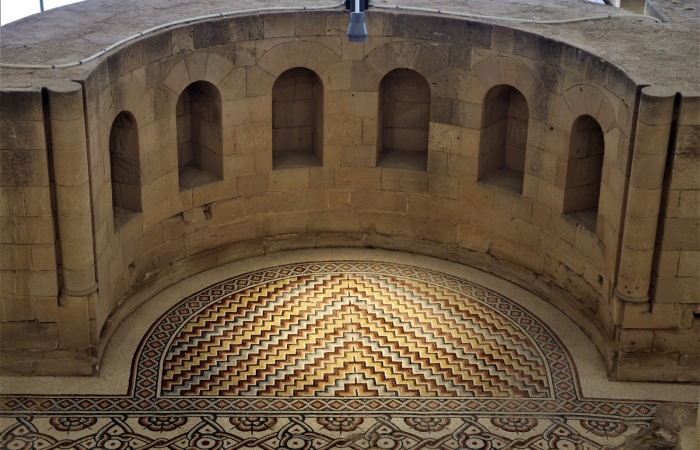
xmin=2 ymin=296 xmax=35 ymax=321
xmin=265 ymin=13 xmax=295 ymax=39
xmin=661 ymin=218 xmax=700 ymax=251
xmin=451 ymin=101 xmax=481 ymax=129
xmin=514 ymin=219 xmax=543 ymax=248
xmin=142 ymin=197 xmax=172 ymax=230
xmin=246 ymin=65 xmax=276 ymax=98
xmin=335 ymin=167 xmax=381 ymax=190
xmin=326 ymin=117 xmax=362 ymax=145
xmin=429 ymin=175 xmax=460 ymax=200
xmin=0 ymin=187 xmax=23 ymax=216
xmin=13 ymin=216 xmax=56 ymax=245
xmin=245 ymin=192 xmax=296 ymax=216
xmin=35 ymin=296 xmax=58 ymax=323
xmin=194 ymin=20 xmax=229 ymax=49
xmin=306 ymin=42 xmax=341 ymax=76
xmin=58 ymin=322 xmax=91 ymax=349
xmin=360 ymin=212 xmax=416 ymax=237
xmin=653 ymin=276 xmax=700 ymax=304
xmin=339 ymin=92 xmax=378 ymax=117
xmin=677 ymin=354 xmax=700 ymax=382
xmin=294 ymin=190 xmax=348 ymax=212
xmin=678 ymin=251 xmax=699 ymax=278
xmin=351 ymin=190 xmax=408 ymax=214
xmin=192 ymin=179 xmax=237 ymax=207
xmin=446 ymin=154 xmax=478 ymax=180
xmin=542 ymin=234 xmax=583 ymax=275
xmin=309 ymin=167 xmax=335 ymax=189
xmin=490 ymin=235 xmax=544 ymax=273
xmin=494 ymin=189 xmax=533 ymax=221
xmin=234 ymin=121 xmax=272 ymax=153
xmin=429 ymin=123 xmax=461 ymax=154
xmin=456 ymin=224 xmax=491 ymax=253
xmin=381 ymin=169 xmax=429 ymax=194
xmin=619 ymin=329 xmax=654 ymax=352
xmin=0 ymin=244 xmax=31 ymax=271
xmin=616 ymin=352 xmax=679 ymax=381
xmin=138 ymin=224 xmax=163 ymax=255
xmin=622 ymin=302 xmax=675 ymax=329
xmin=0 ymin=149 xmax=50 ymax=187
xmin=0 ymin=322 xmax=56 ymax=350
xmin=340 ymin=145 xmax=375 ymax=168
xmin=230 ymin=16 xmax=264 ymax=42
xmin=238 ymin=173 xmax=269 ymax=195
xmin=428 ymin=151 xmax=448 ymax=175
xmin=294 ymin=12 xmax=325 ymax=36
xmin=270 ymin=168 xmax=310 ymax=191
xmin=161 ymin=215 xmax=185 ymax=242
xmin=31 ymin=245 xmax=57 ymax=271
xmin=653 ymin=329 xmax=700 ymax=354
xmin=415 ymin=217 xmax=457 ymax=243
xmin=171 ymin=26 xmax=194 ymax=54
xmin=207 ymin=197 xmax=243 ymax=226
xmin=262 ymin=213 xmax=308 ymax=236
xmin=408 ymin=194 xmax=465 ymax=223
xmin=308 ymin=210 xmax=361 ymax=233
xmin=536 ymin=180 xmax=565 ymax=211
xmin=669 ymin=153 xmax=700 ymax=190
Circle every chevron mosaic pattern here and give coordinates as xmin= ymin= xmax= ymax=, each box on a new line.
xmin=160 ymin=272 xmax=550 ymax=398
xmin=2 ymin=260 xmax=676 ymax=449
xmin=0 ymin=261 xmax=661 ymax=419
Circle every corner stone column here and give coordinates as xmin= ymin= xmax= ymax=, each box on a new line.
xmin=48 ymin=82 xmax=98 ymax=298
xmin=614 ymin=86 xmax=677 ymax=304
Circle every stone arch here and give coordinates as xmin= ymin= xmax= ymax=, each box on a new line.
xmin=365 ymin=40 xmax=447 ymax=85
xmin=562 ymin=84 xmax=617 ymax=134
xmin=100 ymin=80 xmax=152 ymax=129
xmin=471 ymin=57 xmax=546 ymax=120
xmin=163 ymin=53 xmax=234 ymax=99
xmin=257 ymin=40 xmax=341 ymax=78
xmin=271 ymin=67 xmax=325 ymax=168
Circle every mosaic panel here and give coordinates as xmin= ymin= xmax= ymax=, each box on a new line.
xmin=0 ymin=261 xmax=671 ymax=448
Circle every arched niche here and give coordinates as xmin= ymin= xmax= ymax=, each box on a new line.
xmin=564 ymin=115 xmax=605 ymax=231
xmin=478 ymin=85 xmax=529 ymax=194
xmin=176 ymin=80 xmax=223 ymax=191
xmin=272 ymin=68 xmax=324 ymax=169
xmin=376 ymin=68 xmax=430 ymax=171
xmin=109 ymin=111 xmax=142 ymax=228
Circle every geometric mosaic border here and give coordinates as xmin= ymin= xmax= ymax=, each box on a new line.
xmin=0 ymin=262 xmax=661 ymax=420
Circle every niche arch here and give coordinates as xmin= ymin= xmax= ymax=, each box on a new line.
xmin=99 ymin=80 xmax=152 ymax=230
xmin=376 ymin=68 xmax=431 ymax=171
xmin=477 ymin=85 xmax=529 ymax=192
xmin=176 ymin=80 xmax=224 ymax=191
xmin=109 ymin=111 xmax=142 ymax=223
xmin=563 ymin=115 xmax=605 ymax=231
xmin=271 ymin=67 xmax=325 ymax=169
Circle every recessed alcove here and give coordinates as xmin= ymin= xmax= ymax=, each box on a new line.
xmin=272 ymin=68 xmax=324 ymax=169
xmin=478 ymin=85 xmax=529 ymax=194
xmin=564 ymin=115 xmax=605 ymax=232
xmin=177 ymin=81 xmax=224 ymax=191
xmin=376 ymin=69 xmax=430 ymax=172
xmin=109 ymin=111 xmax=142 ymax=228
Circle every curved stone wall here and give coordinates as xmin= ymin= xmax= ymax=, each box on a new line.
xmin=0 ymin=10 xmax=697 ymax=380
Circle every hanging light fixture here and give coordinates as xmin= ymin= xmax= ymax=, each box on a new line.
xmin=346 ymin=0 xmax=369 ymax=42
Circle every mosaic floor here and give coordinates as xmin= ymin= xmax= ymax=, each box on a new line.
xmin=1 ymin=250 xmax=696 ymax=449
